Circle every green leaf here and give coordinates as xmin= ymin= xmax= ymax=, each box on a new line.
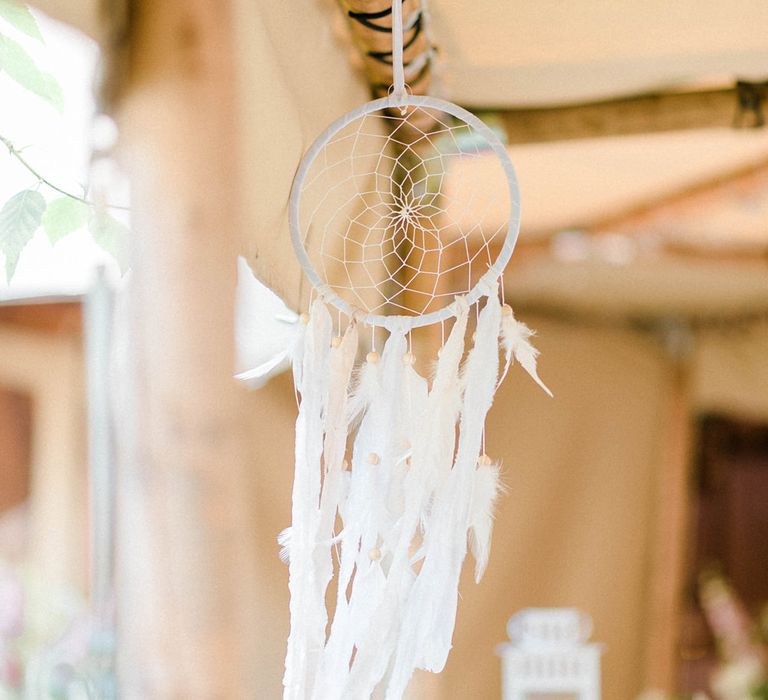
xmin=42 ymin=196 xmax=88 ymax=242
xmin=0 ymin=2 xmax=43 ymax=41
xmin=0 ymin=189 xmax=45 ymax=280
xmin=0 ymin=33 xmax=63 ymax=110
xmin=89 ymin=210 xmax=129 ymax=273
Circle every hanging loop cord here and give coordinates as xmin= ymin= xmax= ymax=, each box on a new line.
xmin=391 ymin=0 xmax=406 ymax=102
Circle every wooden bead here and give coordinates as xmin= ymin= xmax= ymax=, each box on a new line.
xmin=369 ymin=547 xmax=382 ymax=561
xmin=299 ymin=312 xmax=310 ymax=325
xmin=478 ymin=454 xmax=493 ymax=466
xmin=366 ymin=350 xmax=380 ymax=364
xmin=331 ymin=335 xmax=342 ymax=348
xmin=367 ymin=452 xmax=380 ymax=465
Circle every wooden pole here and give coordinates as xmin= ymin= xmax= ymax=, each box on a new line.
xmin=114 ymin=1 xmax=261 ymax=697
xmin=494 ymin=85 xmax=764 ymax=145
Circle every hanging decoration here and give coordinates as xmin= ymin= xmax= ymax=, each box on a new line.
xmin=281 ymin=1 xmax=551 ymax=697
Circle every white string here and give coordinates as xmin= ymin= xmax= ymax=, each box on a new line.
xmin=391 ymin=0 xmax=406 ymax=101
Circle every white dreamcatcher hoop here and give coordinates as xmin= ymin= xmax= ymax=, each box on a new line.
xmin=281 ymin=3 xmax=550 ymax=699
xmin=289 ymin=94 xmax=521 ymax=330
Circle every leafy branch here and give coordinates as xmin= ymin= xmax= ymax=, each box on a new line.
xmin=0 ymin=135 xmax=129 ymax=211
xmin=0 ymin=133 xmax=131 ymax=281
xmin=0 ymin=1 xmax=130 ymax=281
xmin=0 ymin=180 xmax=130 ymax=281
xmin=0 ymin=1 xmax=62 ymax=109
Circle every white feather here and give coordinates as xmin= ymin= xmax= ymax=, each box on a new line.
xmin=343 ymin=341 xmax=432 ymax=699
xmin=278 ymin=526 xmax=292 ymax=565
xmin=235 ymin=349 xmax=290 ymax=382
xmin=421 ymin=293 xmax=502 ymax=671
xmin=306 ymin=322 xmax=358 ymax=694
xmin=386 ymin=295 xmax=501 ymax=698
xmin=468 ymin=462 xmax=503 ymax=583
xmin=344 ymin=330 xmax=408 ymax=695
xmin=499 ymin=309 xmax=553 ymax=397
xmin=319 ymin=323 xmax=358 ymax=496
xmin=283 ymin=300 xmax=333 ymax=699
xmin=313 ymin=333 xmax=403 ymax=697
xmin=234 ymin=256 xmax=301 ymax=387
xmin=346 ymin=359 xmax=380 ymax=427
xmin=284 ymin=291 xmax=547 ymax=700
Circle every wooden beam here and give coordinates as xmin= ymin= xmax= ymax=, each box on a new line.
xmin=492 ymin=84 xmax=767 ymax=144
xmin=0 ymin=300 xmax=82 ymax=335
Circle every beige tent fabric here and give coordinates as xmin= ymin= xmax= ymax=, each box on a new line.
xmin=441 ymin=317 xmax=675 ymax=700
xmin=239 ymin=374 xmax=295 ymax=698
xmin=433 ymin=0 xmax=768 ymax=107
xmin=233 ymin=0 xmax=372 ymax=309
xmin=692 ymin=320 xmax=768 ymax=422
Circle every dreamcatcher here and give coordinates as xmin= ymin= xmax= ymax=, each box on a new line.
xmin=281 ymin=1 xmax=551 ymax=697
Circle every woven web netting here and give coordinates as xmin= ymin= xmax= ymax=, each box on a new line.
xmin=294 ymin=104 xmax=515 ymax=320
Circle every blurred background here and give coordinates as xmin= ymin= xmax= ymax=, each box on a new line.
xmin=0 ymin=1 xmax=767 ymax=698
